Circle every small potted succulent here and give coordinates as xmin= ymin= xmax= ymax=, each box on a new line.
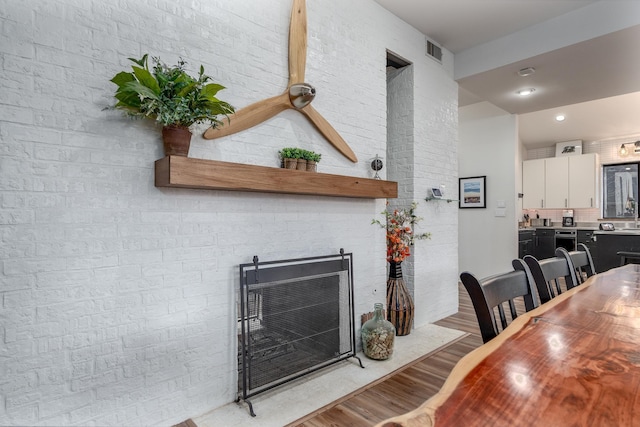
xmin=278 ymin=148 xmax=322 ymax=171
xmin=109 ymin=54 xmax=235 ymax=157
xmin=291 ymin=148 xmax=308 ymax=171
xmin=303 ymin=150 xmax=322 ymax=172
xmin=279 ymin=147 xmax=303 ymax=169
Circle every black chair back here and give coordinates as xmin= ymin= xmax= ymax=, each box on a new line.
xmin=460 ymin=259 xmax=538 ymax=343
xmin=555 ymin=244 xmax=595 ymax=284
xmin=524 ymin=252 xmax=578 ymax=304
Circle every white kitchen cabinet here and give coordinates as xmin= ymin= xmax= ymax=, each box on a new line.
xmin=522 ymin=153 xmax=599 ymax=209
xmin=569 ymin=153 xmax=599 ymax=208
xmin=522 ymin=158 xmax=545 ymax=209
xmin=545 ymin=157 xmax=569 ymax=208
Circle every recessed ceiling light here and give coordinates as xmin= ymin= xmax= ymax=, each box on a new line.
xmin=516 ymin=88 xmax=535 ymax=96
xmin=518 ymin=67 xmax=536 ymax=77
xmin=555 ymin=115 xmax=566 ymax=122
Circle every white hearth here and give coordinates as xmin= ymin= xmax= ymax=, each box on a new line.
xmin=194 ymin=324 xmax=465 ymax=427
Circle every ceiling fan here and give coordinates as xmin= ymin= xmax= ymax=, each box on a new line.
xmin=202 ymin=0 xmax=358 ymax=163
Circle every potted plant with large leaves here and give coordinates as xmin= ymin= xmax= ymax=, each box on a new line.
xmin=109 ymin=54 xmax=235 ymax=157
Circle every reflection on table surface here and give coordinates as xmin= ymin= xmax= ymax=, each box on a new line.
xmin=377 ymin=264 xmax=640 ymax=427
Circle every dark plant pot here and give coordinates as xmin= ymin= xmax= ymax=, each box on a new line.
xmin=162 ymin=125 xmax=192 ymax=157
xmin=296 ymin=159 xmax=307 ymax=170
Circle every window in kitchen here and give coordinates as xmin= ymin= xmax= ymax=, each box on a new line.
xmin=602 ymin=162 xmax=638 ymax=218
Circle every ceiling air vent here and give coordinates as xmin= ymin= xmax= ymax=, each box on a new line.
xmin=425 ymin=38 xmax=442 ymax=63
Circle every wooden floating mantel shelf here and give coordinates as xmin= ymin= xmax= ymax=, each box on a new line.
xmin=155 ymin=156 xmax=398 ymax=199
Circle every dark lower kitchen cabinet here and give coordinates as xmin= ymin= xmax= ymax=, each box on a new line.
xmin=534 ymin=228 xmax=556 ymax=259
xmin=518 ymin=230 xmax=534 ymax=258
xmin=577 ymin=229 xmax=598 ymax=271
xmin=592 ymin=232 xmax=640 ymax=273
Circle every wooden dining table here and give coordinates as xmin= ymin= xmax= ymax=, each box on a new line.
xmin=376 ymin=264 xmax=640 ymax=427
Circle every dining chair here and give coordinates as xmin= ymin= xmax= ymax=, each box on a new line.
xmin=617 ymin=250 xmax=640 ymax=266
xmin=555 ymin=244 xmax=595 ymax=284
xmin=524 ymin=252 xmax=579 ymax=304
xmin=460 ymin=259 xmax=539 ymax=343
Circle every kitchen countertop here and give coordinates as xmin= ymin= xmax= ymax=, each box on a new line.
xmin=594 ymin=229 xmax=640 ymax=235
xmin=519 ymin=226 xmax=640 ymax=235
xmin=519 ymin=226 xmax=599 ymax=231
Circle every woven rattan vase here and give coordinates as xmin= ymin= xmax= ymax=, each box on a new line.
xmin=386 ymin=261 xmax=414 ymax=336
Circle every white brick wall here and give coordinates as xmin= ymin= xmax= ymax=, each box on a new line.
xmin=0 ymin=0 xmax=458 ymax=425
xmin=385 ymin=46 xmax=459 ymax=325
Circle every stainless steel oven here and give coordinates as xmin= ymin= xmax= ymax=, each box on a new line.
xmin=555 ymin=229 xmax=577 ymax=252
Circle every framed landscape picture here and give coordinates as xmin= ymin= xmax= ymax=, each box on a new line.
xmin=459 ymin=176 xmax=486 ymax=208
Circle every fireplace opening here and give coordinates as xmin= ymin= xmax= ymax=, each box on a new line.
xmin=238 ymin=250 xmax=362 ymax=416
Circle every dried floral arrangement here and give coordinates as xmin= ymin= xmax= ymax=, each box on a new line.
xmin=372 ymin=202 xmax=431 ymax=263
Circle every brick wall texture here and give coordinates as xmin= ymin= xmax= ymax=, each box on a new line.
xmin=0 ymin=0 xmax=458 ymax=424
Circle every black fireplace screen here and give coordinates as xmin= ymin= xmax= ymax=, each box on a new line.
xmin=238 ymin=250 xmax=358 ymax=415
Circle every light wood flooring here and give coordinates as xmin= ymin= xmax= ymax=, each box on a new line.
xmin=286 ymin=283 xmax=484 ymax=426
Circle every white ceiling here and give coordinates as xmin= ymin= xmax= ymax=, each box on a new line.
xmin=373 ymin=0 xmax=640 ymax=149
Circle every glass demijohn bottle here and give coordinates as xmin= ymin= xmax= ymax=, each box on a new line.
xmin=361 ymin=303 xmax=396 ymax=360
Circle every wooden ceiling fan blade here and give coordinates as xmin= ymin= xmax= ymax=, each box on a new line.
xmin=300 ymin=105 xmax=358 ymax=163
xmin=288 ymin=0 xmax=307 ymax=86
xmin=203 ymin=93 xmax=291 ymax=139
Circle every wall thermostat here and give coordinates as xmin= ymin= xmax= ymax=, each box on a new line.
xmin=430 ymin=188 xmax=443 ymax=199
